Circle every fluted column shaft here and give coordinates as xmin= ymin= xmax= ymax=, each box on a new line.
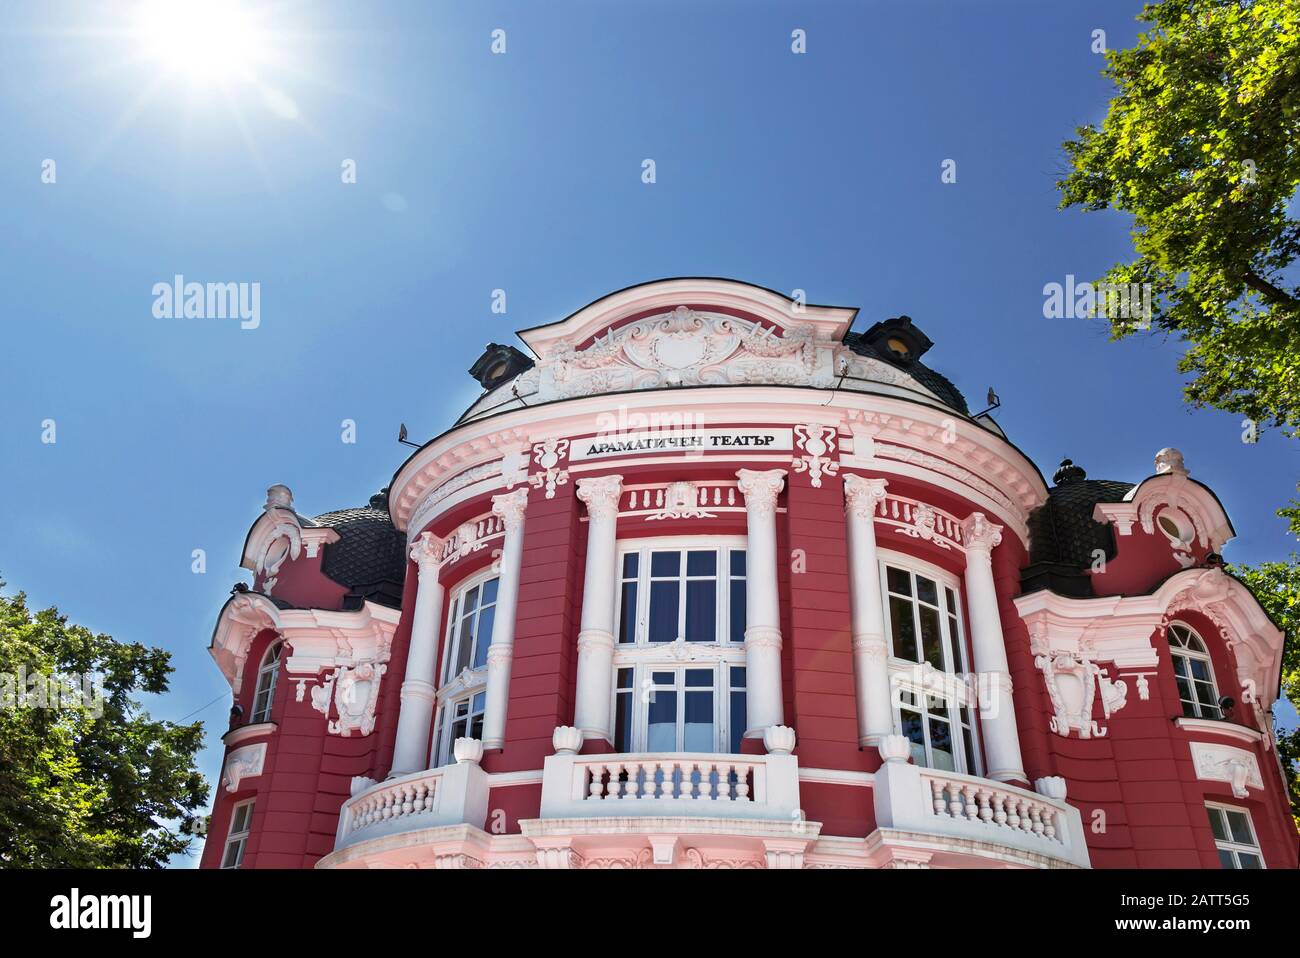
xmin=844 ymin=475 xmax=893 ymax=746
xmin=392 ymin=532 xmax=445 ymax=776
xmin=481 ymin=488 xmax=529 ymax=750
xmin=737 ymin=468 xmax=787 ymax=736
xmin=960 ymin=513 xmax=1027 ymax=783
xmin=572 ymin=475 xmax=624 ymax=743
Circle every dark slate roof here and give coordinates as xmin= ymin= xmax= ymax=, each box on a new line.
xmin=841 ymin=332 xmax=970 ymax=413
xmin=1022 ymin=469 xmax=1134 ymax=597
xmin=312 ymin=492 xmax=407 ymax=609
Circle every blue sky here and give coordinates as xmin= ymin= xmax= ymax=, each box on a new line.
xmin=1 ymin=1 xmax=1295 ymax=866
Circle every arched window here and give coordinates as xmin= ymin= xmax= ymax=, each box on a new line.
xmin=250 ymin=640 xmax=283 ymax=724
xmin=1168 ymin=622 xmax=1221 ymax=718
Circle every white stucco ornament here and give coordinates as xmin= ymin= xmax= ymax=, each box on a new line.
xmin=792 ymin=423 xmax=839 ymax=488
xmin=222 ymin=742 xmax=267 ymax=793
xmin=552 ymin=726 xmax=584 ymax=755
xmin=1031 ymin=633 xmax=1128 ymax=739
xmin=763 ymin=725 xmax=797 ymax=755
xmin=328 ymin=660 xmax=387 ymax=737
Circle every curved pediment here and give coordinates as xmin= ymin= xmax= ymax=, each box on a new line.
xmin=460 ymin=278 xmax=967 ymax=420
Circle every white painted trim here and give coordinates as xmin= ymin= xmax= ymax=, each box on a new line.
xmin=1174 ymin=717 xmax=1264 ymax=745
xmin=222 ymin=722 xmax=277 ymax=747
xmin=486 ymin=770 xmax=545 ymax=787
xmin=798 ymin=767 xmax=875 ymax=787
xmin=390 ymin=389 xmax=1047 ymax=540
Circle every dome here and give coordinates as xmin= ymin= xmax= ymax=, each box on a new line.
xmin=312 ymin=490 xmax=407 ymax=609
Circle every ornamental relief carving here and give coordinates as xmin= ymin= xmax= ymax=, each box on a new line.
xmin=1031 ymin=629 xmax=1128 ymax=739
xmin=541 ymin=306 xmax=823 ymax=398
xmin=792 ymin=424 xmax=839 ymax=488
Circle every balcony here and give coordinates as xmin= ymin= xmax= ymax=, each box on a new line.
xmin=871 ymin=736 xmax=1090 ymax=868
xmin=321 ymin=729 xmax=1090 ymax=868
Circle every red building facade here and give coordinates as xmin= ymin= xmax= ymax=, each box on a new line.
xmin=201 ymin=279 xmax=1296 ymax=870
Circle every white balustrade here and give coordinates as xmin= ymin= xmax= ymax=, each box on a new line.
xmin=539 ymin=749 xmax=801 ymax=822
xmin=875 ymin=494 xmax=965 ymax=551
xmin=335 ymin=745 xmax=490 ymax=851
xmin=919 ymin=771 xmax=1060 ymax=843
xmin=872 ymin=741 xmax=1089 ymax=867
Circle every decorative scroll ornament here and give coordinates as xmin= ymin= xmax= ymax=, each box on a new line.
xmin=528 ymin=438 xmax=570 ymax=499
xmin=222 ymin=742 xmax=267 ymax=792
xmin=960 ymin=512 xmax=1003 ymax=552
xmin=894 ymin=502 xmax=951 ymax=550
xmin=1190 ymin=742 xmax=1262 ymax=798
xmin=255 ymin=484 xmax=302 ymax=595
xmin=843 ymin=474 xmax=888 ymax=520
xmin=646 ymin=481 xmax=716 ymax=521
xmin=791 ymin=424 xmax=839 ymax=488
xmin=491 ymin=487 xmax=530 ymax=531
xmin=1032 ymin=632 xmax=1128 ymax=739
xmin=736 ymin=468 xmax=786 ymax=518
xmin=328 ymin=661 xmax=387 ymax=737
xmin=576 ymin=474 xmax=624 ymax=521
xmin=544 ymin=306 xmax=823 ymax=397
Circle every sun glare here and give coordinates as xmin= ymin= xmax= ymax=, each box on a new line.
xmin=133 ymin=0 xmax=270 ymax=86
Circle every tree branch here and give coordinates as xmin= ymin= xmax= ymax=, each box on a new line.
xmin=1244 ymin=271 xmax=1300 ymax=309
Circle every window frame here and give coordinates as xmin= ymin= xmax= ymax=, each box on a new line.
xmin=1168 ymin=621 xmax=1222 ymax=719
xmin=610 ymin=536 xmax=748 ymax=754
xmin=221 ymin=798 xmax=255 ymax=869
xmin=250 ymin=639 xmax=283 ymax=724
xmin=1206 ymin=802 xmax=1265 ymax=869
xmin=430 ymin=685 xmax=488 ymax=768
xmin=438 ymin=566 xmax=502 ymax=687
xmin=614 ymin=536 xmax=748 ymax=649
xmin=877 ymin=549 xmax=981 ymax=776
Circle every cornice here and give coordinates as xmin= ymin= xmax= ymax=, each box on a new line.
xmin=390 ymin=388 xmax=1047 ymax=542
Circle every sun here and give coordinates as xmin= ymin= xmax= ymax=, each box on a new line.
xmin=133 ymin=0 xmax=271 ymax=86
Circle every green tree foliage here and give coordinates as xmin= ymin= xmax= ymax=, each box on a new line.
xmin=1058 ymin=0 xmax=1300 ymax=433
xmin=0 ymin=585 xmax=208 ymax=867
xmin=1232 ymin=554 xmax=1300 ymax=824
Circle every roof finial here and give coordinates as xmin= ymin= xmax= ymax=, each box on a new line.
xmin=1154 ymin=447 xmax=1188 ymax=476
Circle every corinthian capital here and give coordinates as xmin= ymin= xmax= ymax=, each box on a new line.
xmin=409 ymin=531 xmax=444 ymax=576
xmin=491 ymin=487 xmax=530 ymax=532
xmin=843 ymin=474 xmax=888 ymax=520
xmin=736 ymin=468 xmax=786 ymax=517
xmin=576 ymin=475 xmax=624 ymax=521
xmin=960 ymin=512 xmax=1003 ymax=552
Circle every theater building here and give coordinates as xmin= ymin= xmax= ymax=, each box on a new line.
xmin=200 ymin=278 xmax=1296 ymax=870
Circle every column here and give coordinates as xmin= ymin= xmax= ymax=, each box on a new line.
xmin=844 ymin=475 xmax=893 ymax=746
xmin=959 ymin=512 xmax=1027 ymax=783
xmin=572 ymin=474 xmax=624 ymax=743
xmin=481 ymin=488 xmax=529 ymax=750
xmin=392 ymin=531 xmax=445 ymax=776
xmin=736 ymin=468 xmax=787 ymax=735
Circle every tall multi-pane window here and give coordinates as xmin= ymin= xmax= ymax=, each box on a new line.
xmin=879 ymin=555 xmax=980 ymax=775
xmin=250 ymin=640 xmax=282 ymax=724
xmin=440 ymin=573 xmax=500 ymax=684
xmin=1207 ymin=804 xmax=1264 ymax=869
xmin=1168 ymin=622 xmax=1222 ymax=719
xmin=221 ymin=799 xmax=255 ymax=869
xmin=612 ymin=538 xmax=747 ymax=753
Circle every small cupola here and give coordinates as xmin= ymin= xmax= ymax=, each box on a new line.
xmin=468 ymin=343 xmax=533 ymax=391
xmin=860 ymin=315 xmax=933 ymax=366
xmin=1053 ymin=458 xmax=1087 ymax=484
